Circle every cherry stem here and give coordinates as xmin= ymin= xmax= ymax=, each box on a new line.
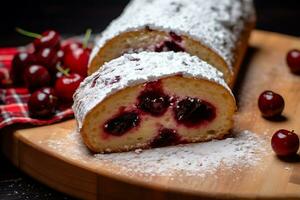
xmin=16 ymin=27 xmax=42 ymax=39
xmin=56 ymin=65 xmax=70 ymax=76
xmin=83 ymin=29 xmax=92 ymax=49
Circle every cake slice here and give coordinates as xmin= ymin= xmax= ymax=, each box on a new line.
xmin=88 ymin=0 xmax=255 ymax=86
xmin=73 ymin=52 xmax=236 ymax=153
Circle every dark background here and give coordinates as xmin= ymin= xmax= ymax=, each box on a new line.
xmin=0 ymin=0 xmax=300 ymax=47
xmin=0 ymin=0 xmax=300 ymax=199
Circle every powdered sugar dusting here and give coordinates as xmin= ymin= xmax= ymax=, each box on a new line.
xmin=44 ymin=130 xmax=267 ymax=177
xmin=95 ymin=130 xmax=266 ymax=176
xmin=90 ymin=0 xmax=255 ymax=72
xmin=73 ymin=52 xmax=231 ymax=130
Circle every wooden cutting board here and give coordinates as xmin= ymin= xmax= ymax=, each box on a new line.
xmin=1 ymin=30 xmax=300 ymax=200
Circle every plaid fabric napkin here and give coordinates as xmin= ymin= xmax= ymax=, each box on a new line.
xmin=0 ymin=47 xmax=74 ymax=129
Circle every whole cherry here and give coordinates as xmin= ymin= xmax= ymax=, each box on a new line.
xmin=258 ymin=91 xmax=285 ymax=118
xmin=34 ymin=30 xmax=61 ymax=51
xmin=35 ymin=47 xmax=59 ymax=73
xmin=0 ymin=70 xmax=6 ymax=86
xmin=54 ymin=70 xmax=83 ymax=104
xmin=63 ymin=48 xmax=90 ymax=77
xmin=10 ymin=52 xmax=36 ymax=85
xmin=16 ymin=28 xmax=61 ymax=51
xmin=55 ymin=67 xmax=70 ymax=80
xmin=28 ymin=87 xmax=58 ymax=118
xmin=286 ymin=49 xmax=300 ymax=74
xmin=24 ymin=65 xmax=51 ymax=92
xmin=271 ymin=129 xmax=299 ymax=157
xmin=63 ymin=29 xmax=92 ymax=77
xmin=56 ymin=49 xmax=64 ymax=64
xmin=61 ymin=40 xmax=83 ymax=54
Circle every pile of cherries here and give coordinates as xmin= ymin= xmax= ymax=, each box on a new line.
xmin=10 ymin=28 xmax=91 ymax=118
xmin=257 ymin=49 xmax=300 ymax=158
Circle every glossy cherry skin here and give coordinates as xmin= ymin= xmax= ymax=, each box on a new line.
xmin=56 ymin=49 xmax=64 ymax=63
xmin=54 ymin=73 xmax=83 ymax=103
xmin=0 ymin=70 xmax=6 ymax=86
xmin=33 ymin=30 xmax=61 ymax=51
xmin=28 ymin=87 xmax=58 ymax=118
xmin=286 ymin=49 xmax=300 ymax=74
xmin=271 ymin=129 xmax=299 ymax=157
xmin=61 ymin=40 xmax=83 ymax=54
xmin=63 ymin=48 xmax=90 ymax=77
xmin=10 ymin=52 xmax=36 ymax=85
xmin=35 ymin=48 xmax=59 ymax=73
xmin=24 ymin=65 xmax=51 ymax=92
xmin=258 ymin=91 xmax=285 ymax=118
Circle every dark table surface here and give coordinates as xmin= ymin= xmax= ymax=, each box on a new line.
xmin=1 ymin=0 xmax=300 ymax=199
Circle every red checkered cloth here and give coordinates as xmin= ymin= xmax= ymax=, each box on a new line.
xmin=0 ymin=47 xmax=74 ymax=129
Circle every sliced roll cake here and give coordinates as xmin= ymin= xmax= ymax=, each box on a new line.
xmin=88 ymin=0 xmax=256 ymax=86
xmin=74 ymin=52 xmax=236 ymax=153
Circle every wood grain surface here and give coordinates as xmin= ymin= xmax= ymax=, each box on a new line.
xmin=1 ymin=30 xmax=300 ymax=200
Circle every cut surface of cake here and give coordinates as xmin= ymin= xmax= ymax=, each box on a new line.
xmin=88 ymin=0 xmax=256 ymax=85
xmin=73 ymin=52 xmax=236 ymax=153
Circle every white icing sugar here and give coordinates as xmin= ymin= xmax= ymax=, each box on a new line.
xmin=45 ymin=130 xmax=267 ymax=177
xmin=73 ymin=52 xmax=231 ymax=130
xmin=90 ymin=0 xmax=255 ymax=72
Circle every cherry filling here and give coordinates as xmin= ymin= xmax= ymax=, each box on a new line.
xmin=174 ymin=97 xmax=216 ymax=127
xmin=155 ymin=41 xmax=184 ymax=52
xmin=138 ymin=91 xmax=170 ymax=116
xmin=155 ymin=32 xmax=184 ymax=52
xmin=151 ymin=128 xmax=181 ymax=148
xmin=103 ymin=112 xmax=140 ymax=136
xmin=169 ymin=32 xmax=183 ymax=42
xmin=137 ymin=81 xmax=170 ymax=116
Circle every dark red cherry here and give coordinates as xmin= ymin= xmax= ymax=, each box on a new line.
xmin=55 ymin=71 xmax=64 ymax=80
xmin=61 ymin=40 xmax=83 ymax=54
xmin=155 ymin=40 xmax=184 ymax=52
xmin=104 ymin=112 xmax=140 ymax=136
xmin=10 ymin=52 xmax=36 ymax=85
xmin=0 ymin=71 xmax=5 ymax=85
xmin=56 ymin=49 xmax=64 ymax=63
xmin=63 ymin=48 xmax=90 ymax=77
xmin=0 ymin=70 xmax=8 ymax=87
xmin=258 ymin=91 xmax=285 ymax=118
xmin=24 ymin=65 xmax=51 ymax=92
xmin=54 ymin=73 xmax=83 ymax=103
xmin=151 ymin=128 xmax=180 ymax=148
xmin=138 ymin=91 xmax=170 ymax=116
xmin=169 ymin=32 xmax=182 ymax=42
xmin=35 ymin=48 xmax=59 ymax=73
xmin=33 ymin=30 xmax=61 ymax=51
xmin=28 ymin=87 xmax=58 ymax=118
xmin=286 ymin=49 xmax=300 ymax=74
xmin=174 ymin=97 xmax=216 ymax=127
xmin=271 ymin=129 xmax=299 ymax=157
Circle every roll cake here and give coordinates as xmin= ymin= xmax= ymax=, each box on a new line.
xmin=88 ymin=0 xmax=255 ymax=86
xmin=74 ymin=52 xmax=236 ymax=153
